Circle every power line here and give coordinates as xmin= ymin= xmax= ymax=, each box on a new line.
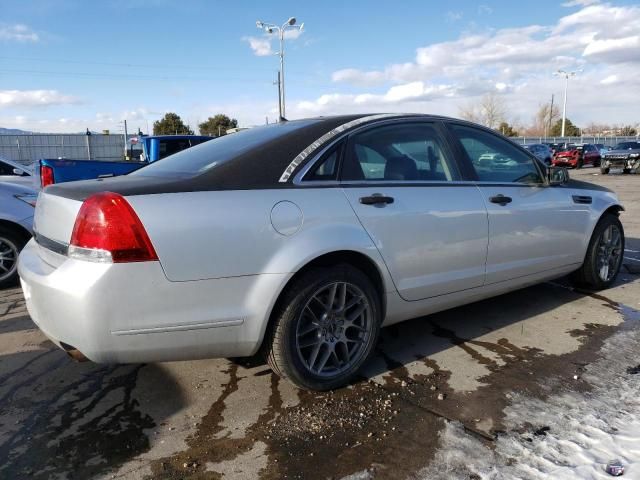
xmin=0 ymin=68 xmax=278 ymax=83
xmin=0 ymin=55 xmax=274 ymax=72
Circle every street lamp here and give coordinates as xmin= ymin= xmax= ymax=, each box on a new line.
xmin=256 ymin=17 xmax=304 ymax=120
xmin=554 ymin=69 xmax=579 ymax=138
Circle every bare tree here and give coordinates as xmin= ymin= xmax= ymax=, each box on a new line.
xmin=480 ymin=92 xmax=506 ymax=129
xmin=458 ymin=92 xmax=505 ymax=129
xmin=458 ymin=103 xmax=481 ymax=124
xmin=529 ymin=102 xmax=560 ymax=136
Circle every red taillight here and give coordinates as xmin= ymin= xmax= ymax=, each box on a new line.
xmin=70 ymin=192 xmax=158 ymax=263
xmin=41 ymin=165 xmax=54 ymax=188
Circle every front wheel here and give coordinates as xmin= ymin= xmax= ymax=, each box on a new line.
xmin=576 ymin=158 xmax=583 ymax=169
xmin=600 ymin=167 xmax=610 ymax=174
xmin=570 ymin=214 xmax=624 ymax=290
xmin=622 ymin=168 xmax=631 ymax=174
xmin=267 ymin=265 xmax=381 ymax=390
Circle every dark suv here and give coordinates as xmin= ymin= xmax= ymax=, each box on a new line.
xmin=601 ymin=141 xmax=640 ymax=174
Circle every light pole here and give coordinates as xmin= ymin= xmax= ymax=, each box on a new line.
xmin=554 ymin=69 xmax=578 ymax=137
xmin=256 ymin=17 xmax=304 ymax=120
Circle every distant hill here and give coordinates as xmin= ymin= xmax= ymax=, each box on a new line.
xmin=0 ymin=127 xmax=33 ymax=135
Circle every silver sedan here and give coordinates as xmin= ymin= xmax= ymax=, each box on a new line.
xmin=18 ymin=114 xmax=625 ymax=390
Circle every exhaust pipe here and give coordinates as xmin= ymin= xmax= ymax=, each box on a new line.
xmin=60 ymin=342 xmax=88 ymax=362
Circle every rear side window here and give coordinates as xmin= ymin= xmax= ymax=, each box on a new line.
xmin=303 ymin=142 xmax=343 ymax=181
xmin=451 ymin=125 xmax=543 ymax=184
xmin=342 ymin=123 xmax=457 ymax=182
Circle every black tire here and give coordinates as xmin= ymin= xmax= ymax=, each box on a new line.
xmin=576 ymin=158 xmax=583 ymax=169
xmin=266 ymin=264 xmax=382 ymax=390
xmin=0 ymin=226 xmax=28 ymax=289
xmin=622 ymin=168 xmax=631 ymax=174
xmin=570 ymin=214 xmax=624 ymax=290
xmin=600 ymin=167 xmax=610 ymax=174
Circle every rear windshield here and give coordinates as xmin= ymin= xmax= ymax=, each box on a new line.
xmin=131 ymin=120 xmax=317 ymax=178
xmin=614 ymin=142 xmax=640 ymax=150
xmin=555 ymin=144 xmax=576 ymax=152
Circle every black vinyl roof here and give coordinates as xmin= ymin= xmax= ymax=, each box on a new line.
xmin=47 ymin=114 xmax=374 ymax=199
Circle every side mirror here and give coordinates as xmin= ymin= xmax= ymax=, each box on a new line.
xmin=12 ymin=168 xmax=23 ymax=176
xmin=548 ymin=166 xmax=569 ymax=185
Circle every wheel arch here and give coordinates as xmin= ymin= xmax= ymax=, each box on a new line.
xmin=257 ymin=249 xmax=389 ymax=355
xmin=0 ymin=219 xmax=32 ymax=241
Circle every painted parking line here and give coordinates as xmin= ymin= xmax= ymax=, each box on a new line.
xmin=625 ymin=249 xmax=640 ymax=253
xmin=624 ymin=257 xmax=640 ymax=263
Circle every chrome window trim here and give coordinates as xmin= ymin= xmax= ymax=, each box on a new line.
xmin=282 ymin=113 xmax=411 ymax=183
xmin=292 ymin=116 xmax=450 ymax=186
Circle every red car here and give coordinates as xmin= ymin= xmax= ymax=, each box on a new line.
xmin=552 ymin=144 xmax=601 ymax=169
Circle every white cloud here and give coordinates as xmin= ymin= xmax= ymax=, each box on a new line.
xmin=0 ymin=90 xmax=80 ymax=108
xmin=478 ymin=5 xmax=493 ymax=15
xmin=0 ymin=23 xmax=39 ymax=42
xmin=446 ymin=11 xmax=463 ymax=22
xmin=562 ymin=0 xmax=600 ymax=7
xmin=242 ymin=36 xmax=274 ymax=56
xmin=243 ymin=28 xmax=303 ymax=57
xmin=316 ymin=1 xmax=640 ymax=126
xmin=583 ymin=35 xmax=640 ymax=62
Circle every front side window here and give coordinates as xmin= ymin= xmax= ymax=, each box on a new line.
xmin=342 ymin=123 xmax=457 ymax=182
xmin=451 ymin=125 xmax=543 ymax=184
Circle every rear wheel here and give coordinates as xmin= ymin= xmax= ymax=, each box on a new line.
xmin=600 ymin=167 xmax=610 ymax=174
xmin=267 ymin=265 xmax=381 ymax=390
xmin=570 ymin=214 xmax=624 ymax=290
xmin=0 ymin=226 xmax=28 ymax=289
xmin=623 ymin=168 xmax=631 ymax=174
xmin=576 ymin=158 xmax=583 ymax=169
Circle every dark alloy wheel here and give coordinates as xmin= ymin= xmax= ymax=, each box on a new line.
xmin=571 ymin=214 xmax=624 ymax=290
xmin=266 ymin=264 xmax=381 ymax=390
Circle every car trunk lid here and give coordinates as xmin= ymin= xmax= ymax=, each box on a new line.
xmin=33 ymin=191 xmax=83 ymax=267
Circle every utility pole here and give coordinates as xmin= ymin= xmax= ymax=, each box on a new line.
xmin=255 ymin=17 xmax=304 ymax=120
xmin=123 ymin=119 xmax=128 ymax=158
xmin=547 ymin=94 xmax=554 ymax=138
xmin=275 ymin=71 xmax=282 ymax=120
xmin=554 ymin=70 xmax=579 ymax=137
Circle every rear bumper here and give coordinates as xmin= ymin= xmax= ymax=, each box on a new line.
xmin=18 ymin=239 xmax=290 ymax=363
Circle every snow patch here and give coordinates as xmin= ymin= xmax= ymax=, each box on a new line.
xmin=421 ymin=323 xmax=640 ymax=479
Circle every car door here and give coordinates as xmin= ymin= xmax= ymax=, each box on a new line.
xmin=447 ymin=123 xmax=590 ymax=285
xmin=338 ymin=121 xmax=489 ymax=301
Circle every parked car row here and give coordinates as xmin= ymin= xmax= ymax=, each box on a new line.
xmin=551 ymin=143 xmax=602 ymax=169
xmin=17 ymin=114 xmax=625 ymax=390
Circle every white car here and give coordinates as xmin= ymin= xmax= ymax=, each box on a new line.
xmin=18 ymin=114 xmax=625 ymax=390
xmin=0 ymin=157 xmax=35 ymax=187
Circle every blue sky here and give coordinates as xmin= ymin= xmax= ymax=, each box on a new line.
xmin=1 ymin=0 xmax=639 ymax=133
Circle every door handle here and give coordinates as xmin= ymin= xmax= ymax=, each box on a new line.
xmin=359 ymin=194 xmax=394 ymax=206
xmin=489 ymin=194 xmax=512 ymax=206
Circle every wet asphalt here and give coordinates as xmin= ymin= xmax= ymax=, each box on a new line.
xmin=1 ymin=168 xmax=639 ymax=480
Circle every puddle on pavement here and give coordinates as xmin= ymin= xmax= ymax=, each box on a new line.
xmin=144 ymin=282 xmax=640 ymax=479
xmin=0 ymin=352 xmax=183 ymax=480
